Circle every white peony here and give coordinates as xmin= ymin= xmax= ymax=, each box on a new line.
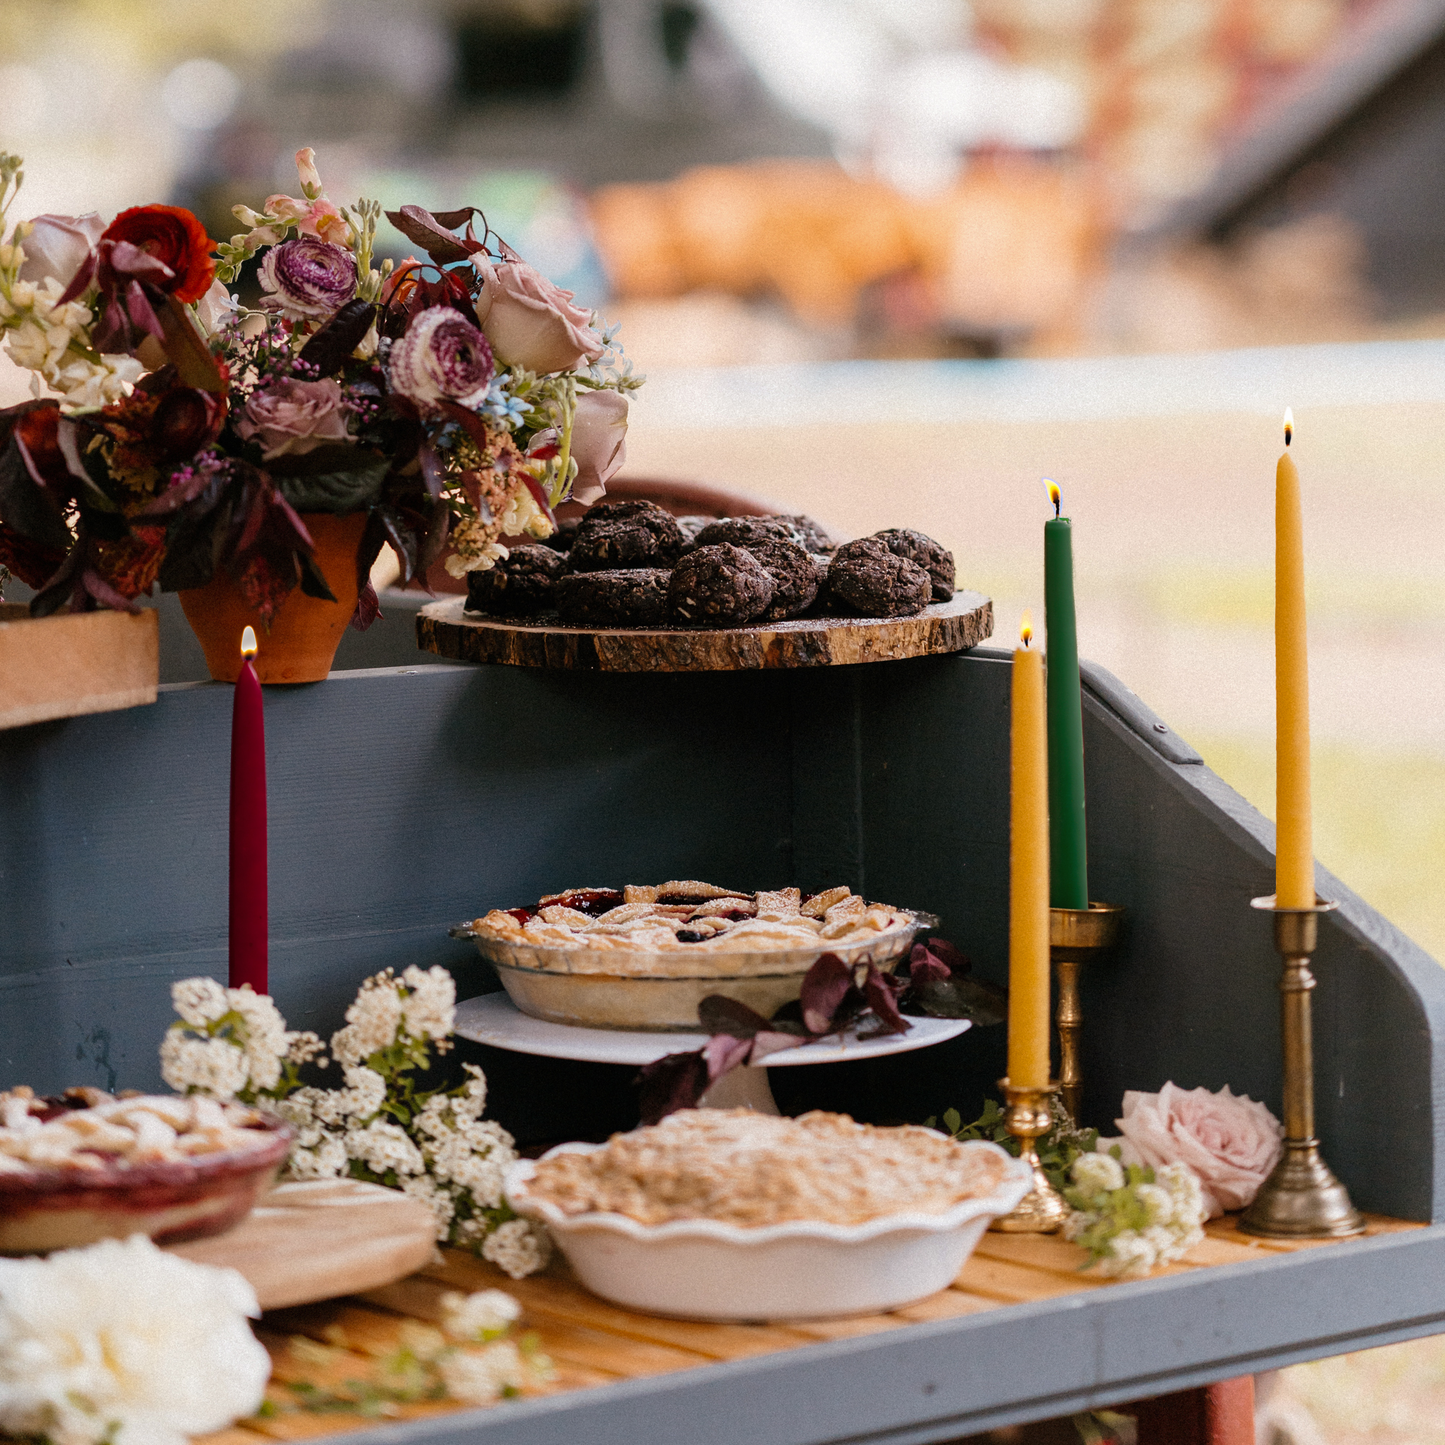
xmin=0 ymin=1235 xmax=270 ymax=1445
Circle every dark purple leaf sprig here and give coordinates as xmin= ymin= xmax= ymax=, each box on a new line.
xmin=636 ymin=952 xmax=913 ymax=1126
xmin=635 ymin=937 xmax=1008 ymax=1125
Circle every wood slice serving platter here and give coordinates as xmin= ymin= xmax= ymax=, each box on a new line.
xmin=167 ymin=1178 xmax=437 ymax=1310
xmin=416 ymin=591 xmax=993 ymax=672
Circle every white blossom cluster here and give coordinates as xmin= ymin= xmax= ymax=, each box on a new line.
xmin=0 ymin=259 xmax=143 ymax=408
xmin=0 ymin=1235 xmax=269 ymax=1445
xmin=386 ymin=1289 xmax=541 ymax=1406
xmin=162 ymin=967 xmax=550 ymax=1277
xmin=1063 ymin=1151 xmax=1206 ymax=1278
xmin=160 ymin=979 xmax=324 ymax=1104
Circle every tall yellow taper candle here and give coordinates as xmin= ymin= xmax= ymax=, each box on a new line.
xmin=1276 ymin=410 xmax=1314 ymax=909
xmin=1009 ymin=613 xmax=1051 ymax=1089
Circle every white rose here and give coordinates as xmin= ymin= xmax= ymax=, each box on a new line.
xmin=1113 ymin=1083 xmax=1282 ymax=1218
xmin=0 ymin=1235 xmax=269 ymax=1445
xmin=17 ymin=213 xmax=104 ymax=289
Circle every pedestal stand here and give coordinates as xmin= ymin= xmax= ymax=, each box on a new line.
xmin=1049 ymin=901 xmax=1124 ymax=1122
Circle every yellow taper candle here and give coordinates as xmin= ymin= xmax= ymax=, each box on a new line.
xmin=1276 ymin=410 xmax=1314 ymax=909
xmin=1008 ymin=613 xmax=1051 ymax=1089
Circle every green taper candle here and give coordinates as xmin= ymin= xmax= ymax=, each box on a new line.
xmin=1044 ymin=481 xmax=1088 ymax=909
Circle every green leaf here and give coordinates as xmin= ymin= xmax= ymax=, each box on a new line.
xmin=269 ymin=446 xmax=389 ymax=514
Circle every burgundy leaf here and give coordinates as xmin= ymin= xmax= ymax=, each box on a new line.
xmin=749 ymin=1031 xmax=802 ymax=1064
xmin=636 ymin=1050 xmax=708 ymax=1125
xmin=862 ymin=964 xmax=910 ymax=1035
xmin=519 ymin=470 xmax=557 ymax=528
xmin=925 ymin=938 xmax=971 ymax=974
xmin=297 ymin=298 xmax=378 ymax=377
xmin=350 ymin=579 xmax=381 ymax=631
xmin=800 ymin=953 xmax=854 ymax=1035
xmin=79 ymin=567 xmax=141 ymax=613
xmin=908 ymin=943 xmax=952 ymax=988
xmin=384 ymin=206 xmax=475 ymax=265
xmin=703 ymin=1033 xmax=752 ymax=1081
xmin=28 ymin=533 xmax=87 ymax=616
xmin=429 ymin=206 xmax=486 ymax=234
xmin=56 ymin=249 xmax=98 ymax=306
xmin=697 ymin=994 xmax=773 ymax=1040
xmin=414 ymin=495 xmax=451 ymax=576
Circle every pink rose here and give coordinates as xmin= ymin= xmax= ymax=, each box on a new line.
xmin=529 ymin=389 xmax=629 ymax=505
xmin=18 ymin=213 xmax=105 ymax=287
xmin=235 ymin=377 xmax=350 ymax=459
xmin=471 ymin=254 xmax=604 ymax=374
xmin=1113 ymin=1083 xmax=1282 ymax=1218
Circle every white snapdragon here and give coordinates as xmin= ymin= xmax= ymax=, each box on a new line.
xmin=0 ymin=1236 xmax=270 ymax=1445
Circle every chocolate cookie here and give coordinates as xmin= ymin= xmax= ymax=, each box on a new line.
xmin=675 ymin=515 xmax=714 ymax=548
xmin=668 ymin=544 xmax=774 ymax=625
xmin=826 ymin=537 xmax=931 ymax=618
xmin=772 ymin=514 xmax=838 ymax=555
xmin=743 ymin=539 xmax=819 ymax=620
xmin=539 ymin=516 xmax=580 ymax=553
xmin=873 ymin=528 xmax=954 ymax=601
xmin=556 ymin=569 xmax=671 ymax=627
xmin=464 ymin=545 xmax=567 ymax=617
xmin=690 ymin=517 xmax=793 ymax=551
xmin=569 ymin=499 xmax=684 ymax=572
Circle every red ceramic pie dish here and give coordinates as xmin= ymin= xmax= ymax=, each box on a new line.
xmin=0 ymin=1117 xmax=292 ymax=1255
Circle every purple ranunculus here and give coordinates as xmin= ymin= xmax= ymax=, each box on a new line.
xmin=388 ymin=305 xmax=494 ymax=410
xmin=258 ymin=236 xmax=358 ymax=321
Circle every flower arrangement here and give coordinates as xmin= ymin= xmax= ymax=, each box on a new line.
xmin=269 ymin=1286 xmax=547 ymax=1416
xmin=1062 ymin=1150 xmax=1207 ymax=1278
xmin=0 ymin=1234 xmax=270 ymax=1445
xmin=161 ymin=967 xmax=550 ymax=1278
xmin=0 ymin=147 xmax=639 ymax=625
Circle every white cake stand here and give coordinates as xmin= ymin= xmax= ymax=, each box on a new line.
xmin=454 ymin=992 xmax=972 ymax=1114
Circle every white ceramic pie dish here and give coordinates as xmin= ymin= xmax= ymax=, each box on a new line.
xmin=504 ymin=1138 xmax=1032 ymax=1321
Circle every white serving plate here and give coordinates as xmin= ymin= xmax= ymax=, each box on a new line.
xmin=505 ymin=1139 xmax=1032 ymax=1322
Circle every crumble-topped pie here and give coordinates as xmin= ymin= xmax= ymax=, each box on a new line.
xmin=474 ymin=881 xmax=910 ymax=961
xmin=524 ymin=1109 xmax=1012 ymax=1227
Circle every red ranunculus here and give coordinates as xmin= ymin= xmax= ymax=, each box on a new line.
xmin=101 ymin=205 xmax=216 ymax=303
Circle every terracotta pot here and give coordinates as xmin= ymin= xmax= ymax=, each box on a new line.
xmin=178 ymin=512 xmax=369 ymax=683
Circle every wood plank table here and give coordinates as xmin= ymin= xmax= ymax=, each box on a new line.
xmin=197 ymin=1215 xmax=1433 ymax=1445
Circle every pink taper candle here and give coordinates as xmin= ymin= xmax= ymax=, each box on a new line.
xmin=229 ymin=626 xmax=267 ymax=991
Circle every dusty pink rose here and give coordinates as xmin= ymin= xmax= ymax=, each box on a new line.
xmin=17 ymin=212 xmax=104 ymax=287
xmin=1113 ymin=1083 xmax=1282 ymax=1218
xmin=530 ymin=389 xmax=629 ymax=505
xmin=471 ymin=254 xmax=604 ymax=374
xmin=235 ymin=377 xmax=349 ymax=459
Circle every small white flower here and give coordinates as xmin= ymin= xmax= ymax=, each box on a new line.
xmin=480 ymin=1219 xmax=551 ymax=1280
xmin=399 ymin=1173 xmax=456 ymax=1236
xmin=440 ymin=1290 xmax=521 ymax=1343
xmin=438 ymin=1340 xmax=524 ymax=1404
xmin=1101 ymin=1231 xmax=1157 ymax=1278
xmin=1134 ymin=1182 xmax=1175 ymax=1227
xmin=171 ymin=978 xmax=231 ymax=1028
xmin=0 ymin=1235 xmax=270 ymax=1445
xmin=1071 ymin=1151 xmax=1125 ymax=1197
xmin=285 ymin=1135 xmax=348 ymax=1181
xmin=338 ymin=1066 xmax=386 ymax=1121
xmin=345 ymin=1120 xmax=425 ymax=1177
xmin=399 ymin=966 xmax=456 ymax=1041
xmin=331 ymin=975 xmax=405 ymax=1067
xmin=159 ymin=1034 xmax=248 ymax=1101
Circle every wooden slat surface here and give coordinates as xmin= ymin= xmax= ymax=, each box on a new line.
xmin=194 ymin=1213 xmax=1422 ymax=1445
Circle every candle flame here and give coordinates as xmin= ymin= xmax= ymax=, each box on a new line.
xmin=1019 ymin=611 xmax=1033 ymax=648
xmin=240 ymin=626 xmax=258 ymax=660
xmin=1044 ymin=478 xmax=1061 ymax=517
xmin=1283 ymin=408 xmax=1293 ymax=447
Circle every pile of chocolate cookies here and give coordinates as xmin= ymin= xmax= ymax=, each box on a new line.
xmin=464 ymin=499 xmax=955 ymax=629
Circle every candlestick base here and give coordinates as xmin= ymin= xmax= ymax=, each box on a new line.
xmin=1237 ymin=894 xmax=1364 ymax=1240
xmin=989 ymin=1078 xmax=1071 ymax=1233
xmin=1050 ymin=902 xmax=1125 ymax=1123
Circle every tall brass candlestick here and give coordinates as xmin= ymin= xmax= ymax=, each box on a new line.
xmin=989 ymin=1077 xmax=1070 ymax=1233
xmin=1239 ymin=895 xmax=1364 ymax=1239
xmin=1050 ymin=902 xmax=1124 ymax=1122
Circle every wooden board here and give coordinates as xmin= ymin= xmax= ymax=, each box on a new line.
xmin=0 ymin=602 xmax=157 ymax=730
xmin=167 ymin=1179 xmax=437 ymax=1311
xmin=192 ymin=1211 xmax=1422 ymax=1445
xmin=415 ymin=591 xmax=993 ymax=672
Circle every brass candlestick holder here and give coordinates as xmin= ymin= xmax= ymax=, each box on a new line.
xmin=989 ymin=1078 xmax=1071 ymax=1233
xmin=1238 ymin=895 xmax=1365 ymax=1239
xmin=1050 ymin=902 xmax=1125 ymax=1122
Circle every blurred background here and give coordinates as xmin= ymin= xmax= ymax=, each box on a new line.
xmin=4 ymin=6 xmax=1445 ymax=1431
